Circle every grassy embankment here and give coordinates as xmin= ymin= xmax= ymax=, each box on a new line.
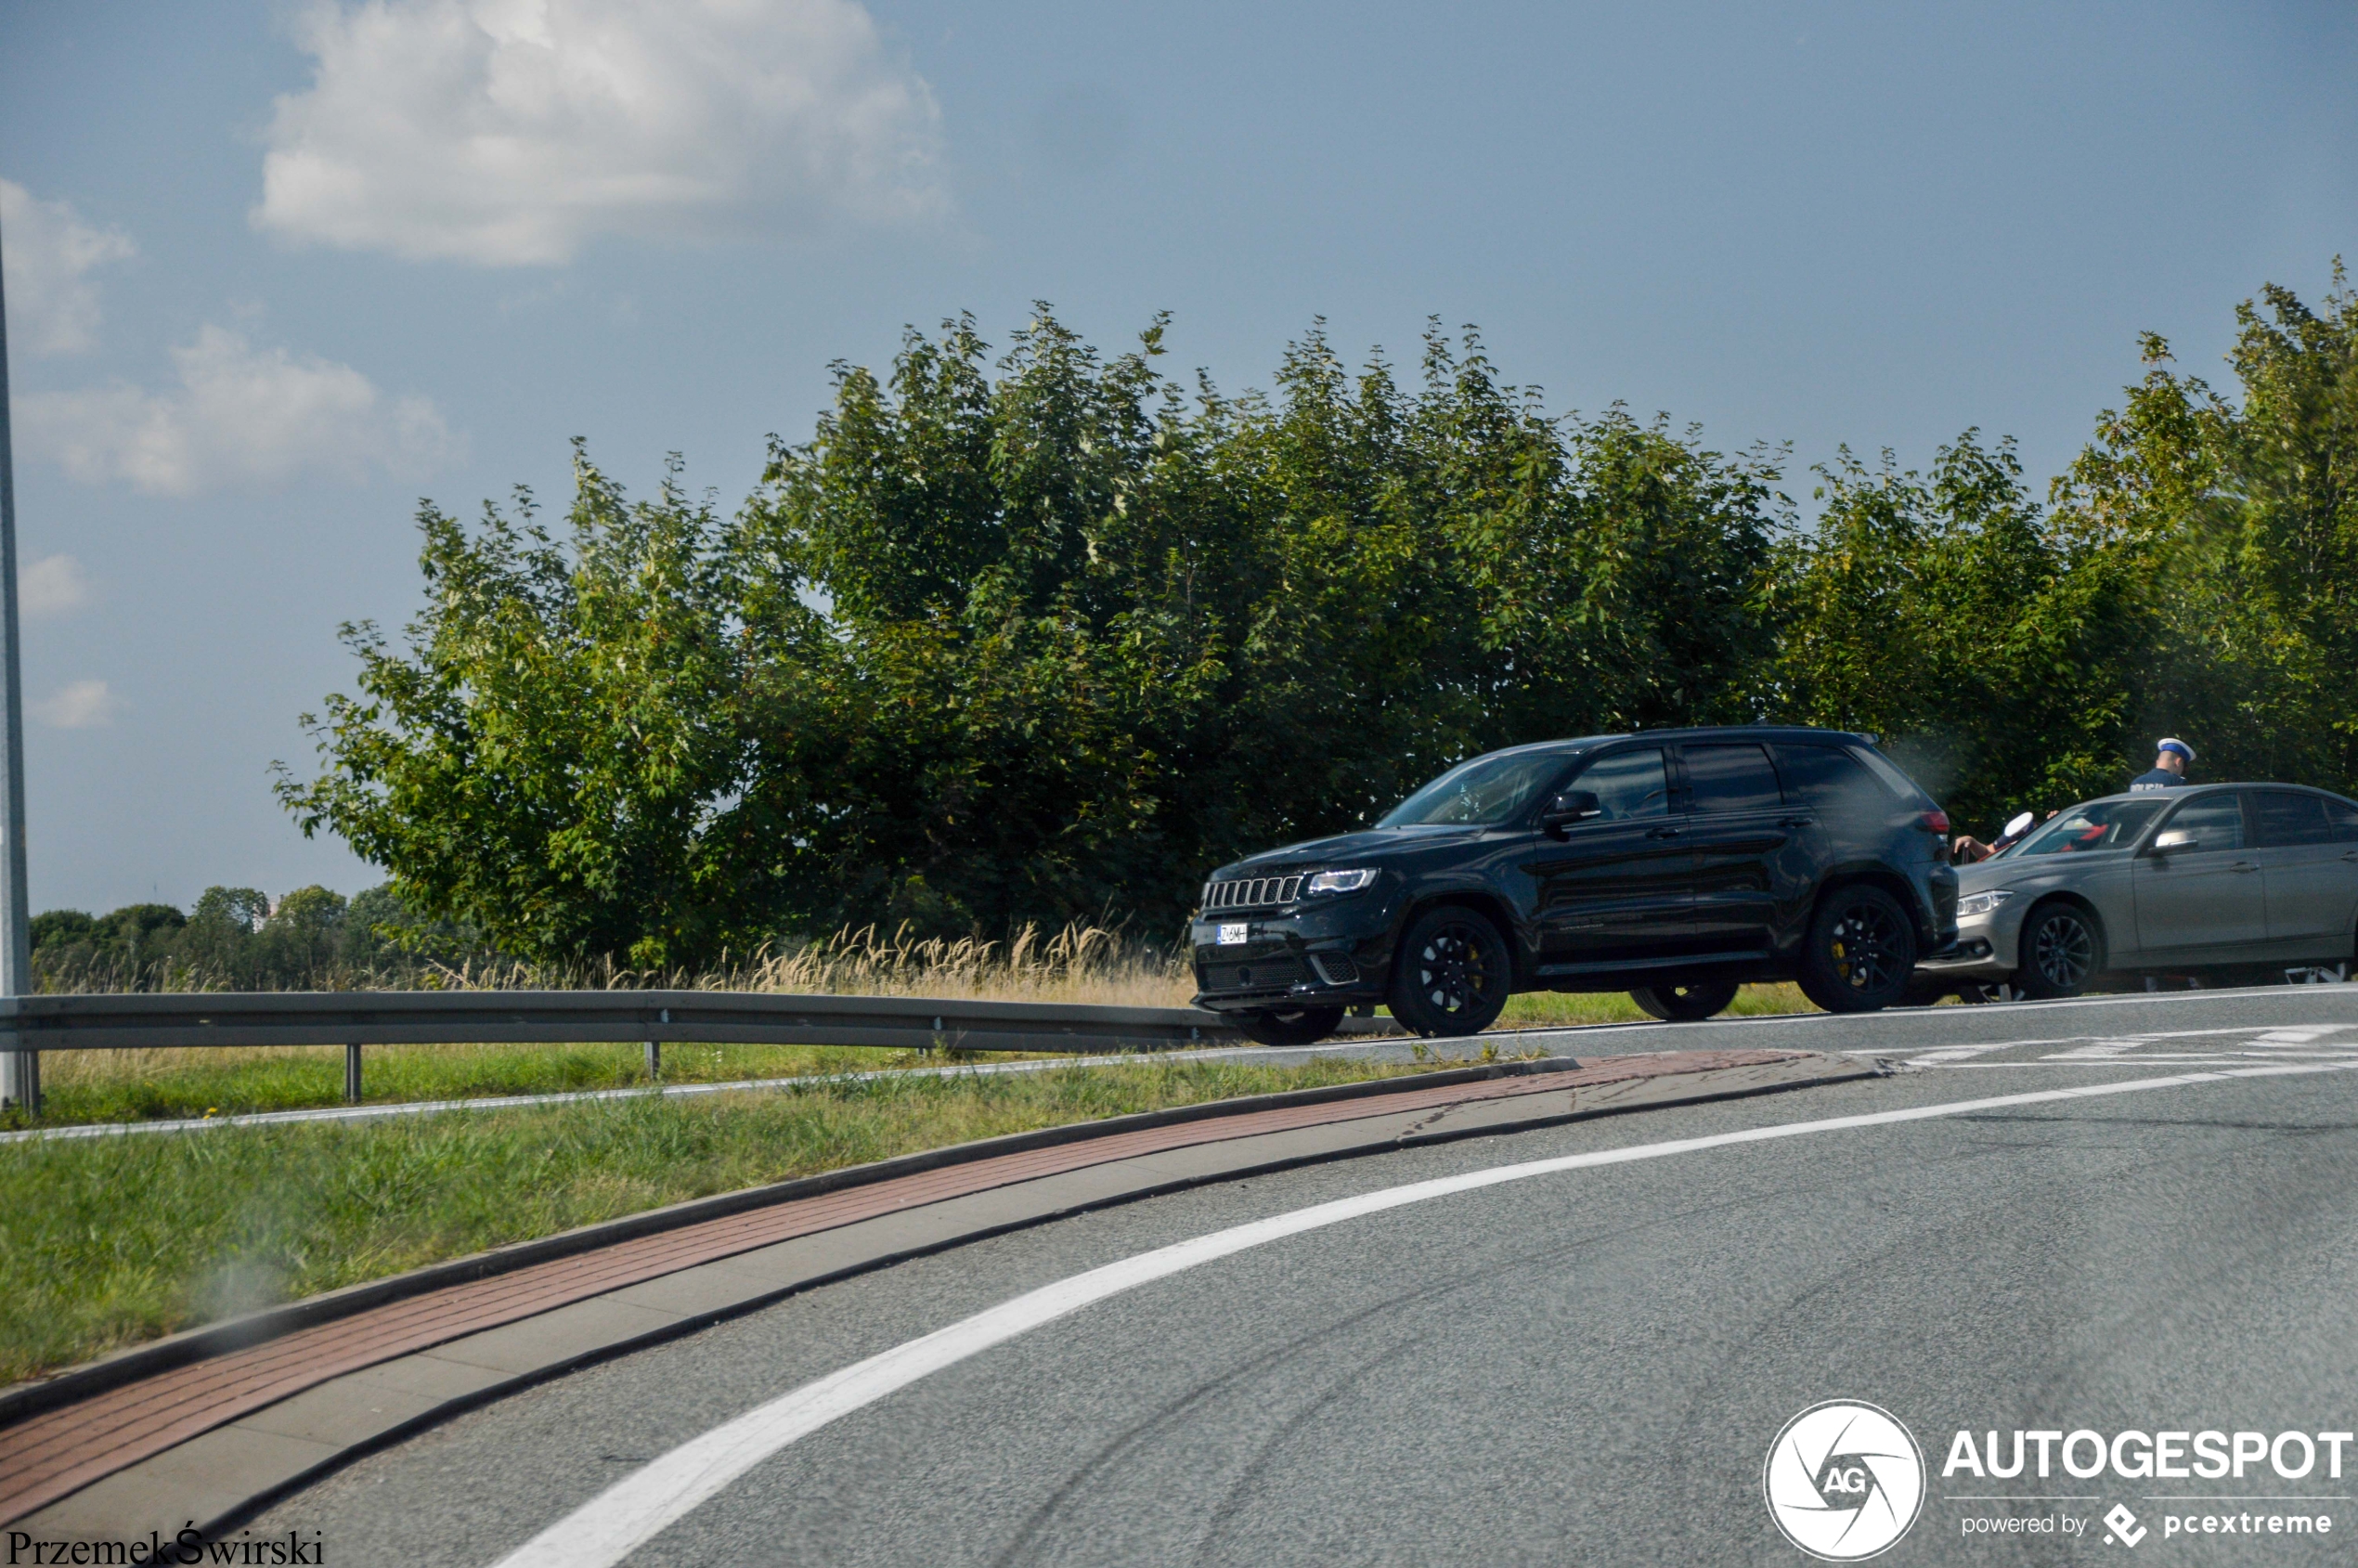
xmin=0 ymin=1055 xmax=1445 ymax=1391
xmin=0 ymin=930 xmax=1811 ymax=1385
xmin=12 ymin=917 xmax=1815 ymax=1130
xmin=22 ymin=982 xmax=1811 ymax=1127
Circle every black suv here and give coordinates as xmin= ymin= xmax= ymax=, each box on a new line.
xmin=1189 ymin=727 xmax=1959 ymax=1043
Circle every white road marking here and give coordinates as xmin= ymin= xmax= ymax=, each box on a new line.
xmin=2247 ymin=1025 xmax=2350 ymax=1047
xmin=2045 ymin=1038 xmax=2156 ymax=1059
xmin=486 ymin=1058 xmax=2358 ymax=1568
xmin=1839 ymin=1022 xmax=2358 ymax=1065
xmin=1928 ymin=1057 xmax=2358 ymax=1069
xmin=1900 ymin=1043 xmax=2017 ymax=1066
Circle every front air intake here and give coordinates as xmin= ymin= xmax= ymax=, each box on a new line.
xmin=1310 ymin=952 xmax=1359 ymax=985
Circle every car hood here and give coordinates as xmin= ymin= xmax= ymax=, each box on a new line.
xmin=1955 ymin=850 xmax=2111 ymax=894
xmin=1211 ymin=824 xmax=1485 ymax=880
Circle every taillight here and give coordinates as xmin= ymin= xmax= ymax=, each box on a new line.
xmin=1920 ymin=810 xmax=1950 ymax=834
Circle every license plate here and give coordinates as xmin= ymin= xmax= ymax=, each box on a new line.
xmin=1217 ymin=923 xmax=1249 ymax=946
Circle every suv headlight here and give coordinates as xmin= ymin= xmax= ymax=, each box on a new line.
xmin=1956 ymin=889 xmax=2015 ymax=919
xmin=1305 ymin=868 xmax=1378 ymax=895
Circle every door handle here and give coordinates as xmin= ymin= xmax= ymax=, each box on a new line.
xmin=1645 ymin=825 xmax=1682 ymax=839
xmin=2230 ymin=862 xmax=2259 ymax=874
xmin=2342 ymin=850 xmax=2358 ymax=863
xmin=1778 ymin=816 xmax=1816 ymax=828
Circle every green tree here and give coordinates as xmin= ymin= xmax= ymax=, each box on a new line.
xmin=277 ymin=446 xmax=827 ymax=967
xmin=282 ymin=311 xmax=1794 ymax=963
xmin=1761 ymin=433 xmax=2147 ymax=832
xmin=2051 ymin=266 xmax=2358 ymax=795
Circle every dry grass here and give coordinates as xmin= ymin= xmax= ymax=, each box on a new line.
xmin=732 ymin=922 xmax=1193 ymax=1006
xmin=394 ymin=920 xmax=1198 ymax=1007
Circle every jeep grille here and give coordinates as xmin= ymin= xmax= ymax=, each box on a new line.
xmin=1201 ymin=874 xmax=1304 ymax=912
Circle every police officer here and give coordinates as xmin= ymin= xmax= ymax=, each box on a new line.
xmin=2129 ymin=737 xmax=2196 ymax=792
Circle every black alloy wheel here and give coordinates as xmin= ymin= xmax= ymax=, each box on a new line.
xmin=1796 ymin=885 xmax=1917 ymax=1014
xmin=1237 ymin=1006 xmax=1346 ymax=1046
xmin=1630 ymin=978 xmax=1741 ymax=1022
xmin=1388 ymin=906 xmax=1512 ymax=1038
xmin=2014 ymin=901 xmax=2103 ymax=1000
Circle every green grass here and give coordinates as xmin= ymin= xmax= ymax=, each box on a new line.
xmin=0 ymin=1056 xmax=1445 ymax=1390
xmin=9 ymin=982 xmax=1812 ymax=1132
xmin=10 ymin=1040 xmax=1052 ymax=1130
xmin=1496 ymin=981 xmax=1817 ymax=1030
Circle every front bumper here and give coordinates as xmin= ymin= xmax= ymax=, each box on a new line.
xmin=1188 ymin=891 xmax=1396 ymax=1012
xmin=1915 ymin=908 xmax=2020 ymax=979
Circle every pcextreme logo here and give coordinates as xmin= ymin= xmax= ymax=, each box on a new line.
xmin=1764 ymin=1400 xmax=1927 ymax=1561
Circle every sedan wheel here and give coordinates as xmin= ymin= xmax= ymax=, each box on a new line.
xmin=2015 ymin=901 xmax=2103 ymax=999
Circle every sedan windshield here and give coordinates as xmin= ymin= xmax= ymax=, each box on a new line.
xmin=1379 ymin=749 xmax=1572 ymax=827
xmin=2011 ymin=798 xmax=2164 ymax=857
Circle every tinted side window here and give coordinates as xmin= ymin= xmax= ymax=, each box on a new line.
xmin=1772 ymin=745 xmax=1891 ymax=813
xmin=2161 ymin=792 xmax=2244 ymax=852
xmin=2253 ymin=790 xmax=2335 ymax=848
xmin=1684 ymin=744 xmax=1782 ymax=813
xmin=1571 ymin=748 xmax=1669 ymax=822
xmin=2327 ymin=796 xmax=2358 ymax=842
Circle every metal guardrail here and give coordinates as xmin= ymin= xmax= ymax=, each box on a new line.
xmin=0 ymin=990 xmax=1400 ymax=1113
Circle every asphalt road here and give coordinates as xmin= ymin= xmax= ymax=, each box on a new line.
xmin=251 ymin=986 xmax=2358 ymax=1565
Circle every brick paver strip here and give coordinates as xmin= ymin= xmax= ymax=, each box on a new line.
xmin=0 ymin=1047 xmax=1809 ymax=1522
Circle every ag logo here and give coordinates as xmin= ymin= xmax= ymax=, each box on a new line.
xmin=1764 ymin=1400 xmax=1925 ymax=1561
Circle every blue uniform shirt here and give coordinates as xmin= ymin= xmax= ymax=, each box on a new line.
xmin=2128 ymin=768 xmax=2189 ymax=792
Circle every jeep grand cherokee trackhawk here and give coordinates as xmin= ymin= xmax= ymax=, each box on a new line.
xmin=1188 ymin=727 xmax=1959 ymax=1043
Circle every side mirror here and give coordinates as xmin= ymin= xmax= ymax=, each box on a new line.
xmin=2150 ymin=828 xmax=2197 ymax=854
xmin=1542 ymin=789 xmax=1602 ymax=833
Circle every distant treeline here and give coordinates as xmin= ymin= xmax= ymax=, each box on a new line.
xmin=275 ymin=271 xmax=2358 ymax=969
xmin=30 ymin=886 xmax=491 ymax=992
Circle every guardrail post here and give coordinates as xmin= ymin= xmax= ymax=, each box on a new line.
xmin=643 ymin=1040 xmax=659 ymax=1081
xmin=3 ymin=1047 xmax=32 ymax=1117
xmin=344 ymin=1043 xmax=362 ymax=1104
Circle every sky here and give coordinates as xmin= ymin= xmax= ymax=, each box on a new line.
xmin=1 ymin=0 xmax=2354 ymax=916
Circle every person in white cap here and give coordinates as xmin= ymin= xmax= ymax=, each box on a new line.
xmin=2129 ymin=738 xmax=2196 ymax=792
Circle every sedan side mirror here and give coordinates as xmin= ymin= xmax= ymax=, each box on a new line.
xmin=2150 ymin=828 xmax=2197 ymax=854
xmin=1542 ymin=789 xmax=1603 ymax=834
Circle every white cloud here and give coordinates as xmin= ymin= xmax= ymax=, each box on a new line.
xmin=253 ymin=0 xmax=947 ymax=266
xmin=20 ymin=556 xmax=92 ymax=618
xmin=33 ymin=680 xmax=121 ymax=730
xmin=18 ymin=325 xmax=462 ymax=496
xmin=0 ymin=179 xmax=136 ymax=355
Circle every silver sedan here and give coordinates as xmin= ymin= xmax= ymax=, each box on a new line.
xmin=1915 ymin=783 xmax=2358 ymax=999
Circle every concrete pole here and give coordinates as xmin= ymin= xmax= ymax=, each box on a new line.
xmin=0 ymin=207 xmax=36 ymax=1115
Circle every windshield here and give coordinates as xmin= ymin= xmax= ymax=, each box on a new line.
xmin=1379 ymin=748 xmax=1573 ymax=827
xmin=2010 ymin=798 xmax=2164 ymax=857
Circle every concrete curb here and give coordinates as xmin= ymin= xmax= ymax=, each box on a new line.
xmin=12 ymin=1049 xmax=1881 ymax=1544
